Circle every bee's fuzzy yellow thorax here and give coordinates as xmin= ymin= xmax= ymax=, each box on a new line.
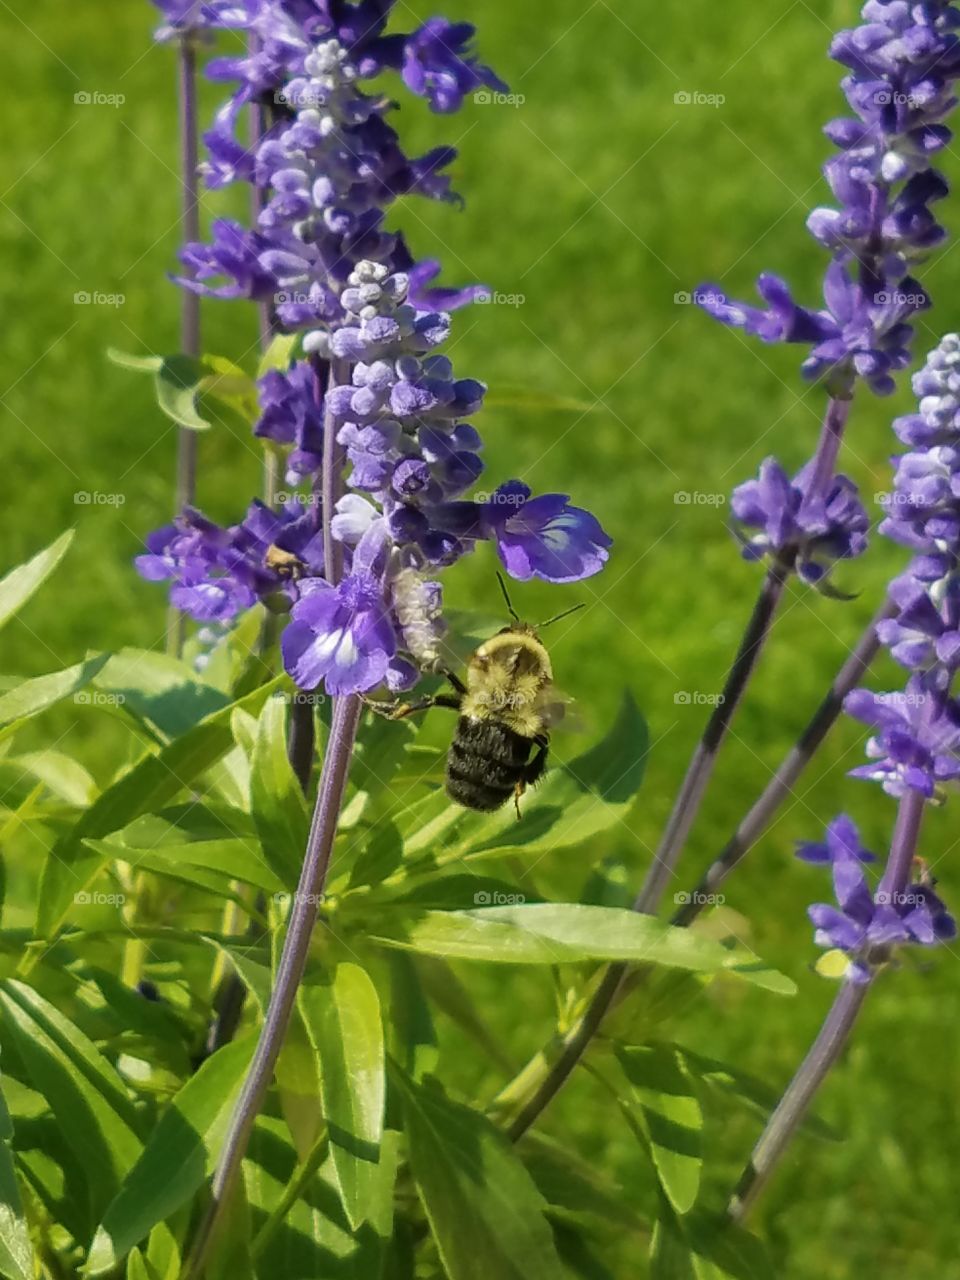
xmin=461 ymin=627 xmax=553 ymax=737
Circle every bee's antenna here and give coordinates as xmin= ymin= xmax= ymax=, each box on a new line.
xmin=496 ymin=572 xmax=520 ymax=623
xmin=537 ymin=602 xmax=586 ymax=630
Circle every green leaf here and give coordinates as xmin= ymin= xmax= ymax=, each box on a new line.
xmin=520 ymin=1133 xmax=645 ymax=1234
xmin=249 ymin=695 xmax=310 ymax=888
xmin=393 ymin=1068 xmax=567 ymax=1280
xmin=0 ymin=1074 xmax=36 ymax=1280
xmin=108 ymin=351 xmax=258 ymax=432
xmin=669 ymin=1044 xmax=840 ymax=1143
xmin=83 ymin=836 xmax=283 ymax=897
xmin=7 ymin=750 xmax=97 ymax=806
xmin=0 ymin=982 xmax=142 ymax=1220
xmin=0 ymin=656 xmax=110 ymax=736
xmin=256 ymin=333 xmax=301 ymax=377
xmin=386 ymin=953 xmax=437 ymax=1082
xmin=367 ymin=904 xmax=795 ymax=991
xmin=93 ymin=649 xmax=230 ymax=741
xmin=299 ymin=965 xmax=385 ymax=1231
xmin=651 ymin=1206 xmax=774 ymax=1280
xmin=616 ymin=1046 xmax=702 ymax=1215
xmin=87 ymin=1037 xmax=255 ymax=1275
xmin=35 ymin=677 xmax=283 ymax=941
xmin=0 ymin=531 xmax=73 ymax=634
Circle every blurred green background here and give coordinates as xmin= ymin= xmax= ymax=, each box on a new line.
xmin=4 ymin=0 xmax=960 ymax=1275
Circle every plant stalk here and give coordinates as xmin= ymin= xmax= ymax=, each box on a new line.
xmin=186 ymin=692 xmax=362 ymax=1276
xmin=728 ymin=785 xmax=926 ymax=1222
xmin=168 ymin=33 xmax=202 ymax=659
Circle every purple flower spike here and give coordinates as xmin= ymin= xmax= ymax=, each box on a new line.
xmin=480 ymin=481 xmax=612 ymax=584
xmin=731 ymin=458 xmax=869 ymax=585
xmin=799 ymin=815 xmax=956 ymax=983
xmin=697 ymin=0 xmax=960 ymax=393
xmin=845 ymin=675 xmax=960 ymax=798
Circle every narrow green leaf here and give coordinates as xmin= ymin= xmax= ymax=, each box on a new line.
xmin=393 ymin=1068 xmax=567 ymax=1280
xmin=0 ymin=655 xmax=110 ymax=735
xmin=0 ymin=1075 xmax=36 ymax=1280
xmin=367 ymin=905 xmax=795 ymax=990
xmin=617 ymin=1046 xmax=702 ymax=1215
xmin=93 ymin=649 xmax=229 ymax=741
xmin=299 ymin=965 xmax=385 ymax=1231
xmin=670 ymin=1044 xmax=840 ymax=1143
xmin=82 ymin=836 xmax=283 ymax=897
xmin=0 ymin=531 xmax=74 ymax=633
xmin=249 ymin=695 xmax=310 ymax=888
xmin=8 ymin=750 xmax=97 ymax=806
xmin=0 ymin=983 xmax=142 ymax=1220
xmin=87 ymin=1037 xmax=255 ymax=1275
xmin=107 ymin=349 xmax=163 ymax=373
xmin=35 ymin=677 xmax=283 ymax=940
xmin=520 ymin=1133 xmax=644 ymax=1234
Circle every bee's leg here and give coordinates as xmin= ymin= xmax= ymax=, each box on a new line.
xmin=363 ymin=692 xmax=461 ymax=722
xmin=514 ymin=737 xmax=549 ymax=819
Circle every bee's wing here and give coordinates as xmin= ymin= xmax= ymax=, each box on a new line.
xmin=535 ymin=687 xmax=585 ymax=734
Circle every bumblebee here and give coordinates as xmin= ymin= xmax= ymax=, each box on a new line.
xmin=369 ymin=578 xmax=581 ymax=817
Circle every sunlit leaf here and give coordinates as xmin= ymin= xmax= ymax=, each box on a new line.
xmin=617 ymin=1045 xmax=702 ymax=1215
xmin=0 ymin=531 xmax=74 ymax=634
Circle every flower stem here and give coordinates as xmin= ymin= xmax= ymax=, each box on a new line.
xmin=728 ymin=786 xmax=926 ymax=1223
xmin=185 ymin=692 xmax=362 ymax=1277
xmin=803 ymin=395 xmax=852 ymax=509
xmin=168 ymin=32 xmax=202 ymax=660
xmin=672 ymin=595 xmax=894 ymax=927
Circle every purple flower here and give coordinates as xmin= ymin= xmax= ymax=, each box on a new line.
xmin=730 ymin=458 xmax=869 ymax=585
xmin=876 ymin=573 xmax=960 ymax=671
xmin=280 ymin=520 xmax=396 ymax=693
xmin=845 ymin=675 xmax=960 ymax=798
xmin=255 ymin=364 xmax=325 ymax=477
xmin=479 ymin=481 xmax=612 ymax=584
xmin=697 ymin=0 xmax=960 ymax=393
xmin=798 ymin=814 xmax=955 ymax=983
xmin=401 ymin=18 xmax=507 ymax=113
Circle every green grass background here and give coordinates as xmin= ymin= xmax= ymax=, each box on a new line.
xmin=4 ymin=0 xmax=960 ymax=1275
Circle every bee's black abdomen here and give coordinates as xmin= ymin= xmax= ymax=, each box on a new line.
xmin=445 ymin=717 xmax=532 ymax=812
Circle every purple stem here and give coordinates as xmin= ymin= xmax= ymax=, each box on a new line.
xmin=187 ymin=693 xmax=363 ymax=1275
xmin=728 ymin=786 xmax=926 ymax=1223
xmin=169 ymin=34 xmax=202 ymax=657
xmin=802 ymin=395 xmax=852 ymax=511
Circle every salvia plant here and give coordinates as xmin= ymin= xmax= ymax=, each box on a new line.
xmin=3 ymin=0 xmax=960 ymax=1277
